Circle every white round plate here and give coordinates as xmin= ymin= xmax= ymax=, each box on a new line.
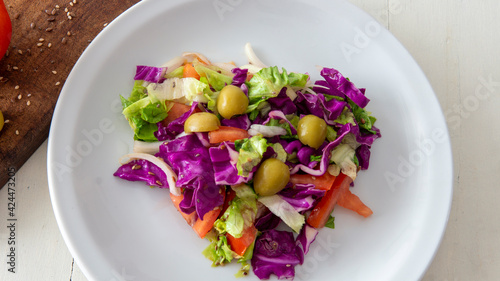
xmin=48 ymin=0 xmax=453 ymax=280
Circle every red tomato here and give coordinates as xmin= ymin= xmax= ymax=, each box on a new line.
xmin=0 ymin=0 xmax=12 ymax=60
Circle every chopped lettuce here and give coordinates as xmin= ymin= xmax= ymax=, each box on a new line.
xmin=234 ymin=136 xmax=270 ymax=177
xmin=120 ymin=81 xmax=167 ymax=141
xmin=203 ymin=234 xmax=236 ymax=266
xmin=247 ymin=66 xmax=308 ymax=112
xmin=257 ymin=195 xmax=305 ymax=233
xmin=330 ymin=143 xmax=358 ymax=180
xmin=194 ymin=64 xmax=233 ymax=91
xmin=214 ymin=185 xmax=258 ymax=238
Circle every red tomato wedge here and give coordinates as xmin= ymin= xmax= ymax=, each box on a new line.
xmin=170 ymin=189 xmax=225 ymax=239
xmin=208 ymin=126 xmax=250 ymax=144
xmin=337 ymin=188 xmax=373 ymax=218
xmin=161 ymin=102 xmax=200 ymax=127
xmin=183 ymin=63 xmax=201 ymax=80
xmin=170 ymin=193 xmax=197 ymax=227
xmin=306 ymin=173 xmax=352 ymax=229
xmin=289 ymin=172 xmax=337 ymax=191
xmin=226 ymin=225 xmax=258 ymax=256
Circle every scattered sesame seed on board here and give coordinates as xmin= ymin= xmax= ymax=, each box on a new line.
xmin=17 ymin=94 xmax=22 ymax=100
xmin=37 ymin=43 xmax=43 ymax=47
xmin=15 ymin=85 xmax=20 ymax=90
xmin=39 ymin=38 xmax=45 ymax=42
xmin=15 ymin=130 xmax=19 ymax=135
xmin=27 ymin=94 xmax=32 ymax=97
xmin=52 ymin=70 xmax=57 ymax=75
xmin=4 ymin=120 xmax=10 ymax=124
xmin=103 ymin=23 xmax=108 ymax=27
xmin=17 ymin=49 xmax=23 ymax=55
xmin=27 ymin=101 xmax=31 ymax=106
xmin=55 ymin=82 xmax=61 ymax=86
xmin=56 ymin=4 xmax=60 ymax=9
xmin=48 ymin=43 xmax=52 ymax=48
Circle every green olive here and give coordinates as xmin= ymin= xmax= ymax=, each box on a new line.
xmin=297 ymin=115 xmax=327 ymax=149
xmin=253 ymin=158 xmax=290 ymax=196
xmin=217 ymin=85 xmax=249 ymax=119
xmin=0 ymin=110 xmax=4 ymax=132
xmin=184 ymin=112 xmax=220 ymax=133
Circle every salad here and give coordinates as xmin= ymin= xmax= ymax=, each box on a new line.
xmin=114 ymin=43 xmax=381 ymax=280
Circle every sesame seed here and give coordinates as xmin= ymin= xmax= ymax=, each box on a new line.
xmin=15 ymin=85 xmax=19 ymax=90
xmin=39 ymin=38 xmax=45 ymax=42
xmin=64 ymin=7 xmax=68 ymax=12
xmin=17 ymin=94 xmax=22 ymax=100
xmin=52 ymin=70 xmax=57 ymax=74
xmin=4 ymin=120 xmax=10 ymax=124
xmin=45 ymin=27 xmax=53 ymax=32
xmin=37 ymin=43 xmax=43 ymax=47
xmin=70 ymin=2 xmax=74 ymax=6
xmin=48 ymin=43 xmax=52 ymax=48
xmin=51 ymin=9 xmax=56 ymax=15
xmin=67 ymin=31 xmax=72 ymax=36
xmin=27 ymin=101 xmax=31 ymax=106
xmin=15 ymin=130 xmax=19 ymax=135
xmin=30 ymin=22 xmax=36 ymax=29
xmin=17 ymin=49 xmax=23 ymax=55
xmin=61 ymin=37 xmax=67 ymax=44
xmin=103 ymin=23 xmax=108 ymax=27
xmin=55 ymin=81 xmax=61 ymax=86
xmin=68 ymin=15 xmax=72 ymax=20
xmin=27 ymin=93 xmax=32 ymax=97
xmin=56 ymin=4 xmax=60 ymax=8
xmin=47 ymin=17 xmax=56 ymax=22
xmin=73 ymin=0 xmax=77 ymax=3
xmin=156 ymin=180 xmax=162 ymax=186
xmin=132 ymin=164 xmax=142 ymax=170
xmin=13 ymin=66 xmax=18 ymax=70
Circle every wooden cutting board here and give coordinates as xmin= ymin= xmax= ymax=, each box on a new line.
xmin=0 ymin=0 xmax=140 ymax=188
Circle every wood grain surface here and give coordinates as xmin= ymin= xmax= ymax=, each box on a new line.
xmin=0 ymin=0 xmax=140 ymax=188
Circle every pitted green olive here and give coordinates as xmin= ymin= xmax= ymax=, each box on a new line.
xmin=297 ymin=115 xmax=327 ymax=149
xmin=217 ymin=85 xmax=249 ymax=119
xmin=253 ymin=158 xmax=290 ymax=196
xmin=184 ymin=112 xmax=220 ymax=133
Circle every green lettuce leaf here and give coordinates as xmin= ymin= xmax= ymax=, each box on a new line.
xmin=246 ymin=66 xmax=308 ymax=111
xmin=234 ymin=135 xmax=270 ymax=177
xmin=203 ymin=235 xmax=236 ymax=266
xmin=120 ymin=81 xmax=168 ymax=141
xmin=194 ymin=64 xmax=233 ymax=91
xmin=214 ymin=184 xmax=257 ymax=238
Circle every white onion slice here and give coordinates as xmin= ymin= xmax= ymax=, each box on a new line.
xmin=182 ymin=52 xmax=212 ymax=65
xmin=248 ymin=124 xmax=287 ymax=137
xmin=239 ymin=64 xmax=262 ymax=74
xmin=212 ymin=62 xmax=237 ymax=73
xmin=119 ymin=153 xmax=181 ymax=196
xmin=244 ymin=42 xmax=267 ymax=68
xmin=161 ymin=56 xmax=185 ymax=74
xmin=133 ymin=141 xmax=164 ymax=154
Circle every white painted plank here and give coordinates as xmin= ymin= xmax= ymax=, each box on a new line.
xmin=0 ymin=141 xmax=74 ymax=281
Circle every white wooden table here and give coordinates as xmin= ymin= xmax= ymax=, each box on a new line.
xmin=1 ymin=0 xmax=499 ymax=280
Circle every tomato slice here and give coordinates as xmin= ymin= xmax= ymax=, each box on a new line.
xmin=306 ymin=173 xmax=352 ymax=229
xmin=208 ymin=126 xmax=250 ymax=144
xmin=290 ymin=172 xmax=337 ymax=191
xmin=226 ymin=225 xmax=257 ymax=256
xmin=338 ymin=188 xmax=373 ymax=218
xmin=170 ymin=188 xmax=225 ymax=239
